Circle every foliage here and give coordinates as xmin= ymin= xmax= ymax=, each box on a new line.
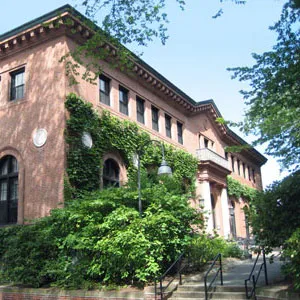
xmin=0 ymin=186 xmax=203 ymax=288
xmin=188 ymin=235 xmax=243 ymax=270
xmin=222 ymin=241 xmax=244 ymax=258
xmin=65 ymin=93 xmax=198 ymax=196
xmin=78 ymin=0 xmax=300 ymax=45
xmin=246 ymin=171 xmax=300 ymax=249
xmin=227 ymin=176 xmax=258 ymax=201
xmin=64 ymin=0 xmax=286 ymax=84
xmin=229 ymin=1 xmax=300 ymax=170
xmin=81 ymin=0 xmax=185 ymax=47
xmin=282 ymin=228 xmax=300 ymax=290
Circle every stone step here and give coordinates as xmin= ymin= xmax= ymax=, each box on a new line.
xmin=177 ymin=285 xmax=245 ymax=293
xmin=171 ymin=291 xmax=247 ymax=299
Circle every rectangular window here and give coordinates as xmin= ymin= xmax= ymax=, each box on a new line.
xmin=252 ymin=169 xmax=256 ymax=183
xmin=99 ymin=75 xmax=110 ymax=105
xmin=152 ymin=106 xmax=159 ymax=132
xmin=165 ymin=114 xmax=172 ymax=138
xmin=237 ymin=159 xmax=241 ymax=175
xmin=204 ymin=138 xmax=209 ymax=148
xmin=231 ymin=156 xmax=235 ymax=172
xmin=119 ymin=86 xmax=129 ymax=115
xmin=136 ymin=96 xmax=145 ymax=124
xmin=10 ymin=67 xmax=25 ymax=101
xmin=177 ymin=121 xmax=183 ymax=144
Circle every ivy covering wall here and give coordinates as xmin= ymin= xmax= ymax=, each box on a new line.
xmin=65 ymin=93 xmax=198 ymax=196
xmin=227 ymin=176 xmax=259 ymax=202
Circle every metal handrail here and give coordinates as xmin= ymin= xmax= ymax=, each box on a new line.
xmin=155 ymin=253 xmax=186 ymax=300
xmin=245 ymin=248 xmax=268 ymax=299
xmin=204 ymin=253 xmax=223 ymax=300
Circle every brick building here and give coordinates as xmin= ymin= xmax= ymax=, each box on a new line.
xmin=0 ymin=5 xmax=266 ymax=238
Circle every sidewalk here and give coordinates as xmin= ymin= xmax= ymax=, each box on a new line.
xmin=184 ymin=253 xmax=285 ymax=287
xmin=180 ymin=253 xmax=300 ymax=299
xmin=222 ymin=254 xmax=285 ymax=286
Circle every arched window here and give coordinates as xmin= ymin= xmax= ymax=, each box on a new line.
xmin=103 ymin=159 xmax=120 ymax=188
xmin=0 ymin=155 xmax=18 ymax=225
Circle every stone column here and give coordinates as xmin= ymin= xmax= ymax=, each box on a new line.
xmin=221 ymin=188 xmax=231 ymax=239
xmin=245 ymin=165 xmax=249 ymax=181
xmin=199 ymin=135 xmax=204 ymax=149
xmin=197 ymin=180 xmax=213 ymax=232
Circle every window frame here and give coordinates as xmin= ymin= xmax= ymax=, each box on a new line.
xmin=237 ymin=159 xmax=241 ymax=175
xmin=0 ymin=155 xmax=18 ymax=225
xmin=136 ymin=96 xmax=145 ymax=124
xmin=252 ymin=169 xmax=256 ymax=183
xmin=119 ymin=85 xmax=129 ymax=115
xmin=242 ymin=162 xmax=246 ymax=178
xmin=151 ymin=105 xmax=159 ymax=132
xmin=99 ymin=74 xmax=110 ymax=106
xmin=10 ymin=67 xmax=25 ymax=101
xmin=103 ymin=158 xmax=120 ymax=188
xmin=165 ymin=114 xmax=172 ymax=138
xmin=177 ymin=121 xmax=183 ymax=144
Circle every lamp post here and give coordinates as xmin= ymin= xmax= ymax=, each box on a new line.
xmin=137 ymin=140 xmax=172 ymax=217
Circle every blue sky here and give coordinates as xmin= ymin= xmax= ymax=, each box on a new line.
xmin=0 ymin=0 xmax=289 ymax=187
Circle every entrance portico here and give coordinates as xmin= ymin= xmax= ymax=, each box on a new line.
xmin=196 ymin=149 xmax=231 ymax=238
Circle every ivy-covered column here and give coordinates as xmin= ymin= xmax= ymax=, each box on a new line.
xmin=197 ymin=180 xmax=214 ymax=232
xmin=221 ymin=187 xmax=230 ymax=239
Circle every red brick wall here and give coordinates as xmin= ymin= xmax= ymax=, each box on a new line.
xmin=0 ymin=291 xmax=144 ymax=300
xmin=0 ymin=35 xmax=67 ymax=222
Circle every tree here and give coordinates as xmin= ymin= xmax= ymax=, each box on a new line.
xmin=229 ymin=1 xmax=300 ymax=170
xmin=247 ymin=171 xmax=300 ymax=248
xmin=64 ymin=0 xmax=299 ymax=86
xmin=78 ymin=0 xmax=252 ymax=45
xmin=246 ymin=171 xmax=300 ymax=289
xmin=63 ymin=0 xmax=261 ymax=84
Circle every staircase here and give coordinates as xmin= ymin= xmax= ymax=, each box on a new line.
xmin=170 ymin=284 xmax=248 ymax=300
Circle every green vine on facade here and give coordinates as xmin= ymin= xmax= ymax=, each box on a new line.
xmin=227 ymin=176 xmax=258 ymax=202
xmin=65 ymin=93 xmax=198 ymax=196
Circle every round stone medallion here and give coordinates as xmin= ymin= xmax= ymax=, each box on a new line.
xmin=33 ymin=128 xmax=48 ymax=147
xmin=82 ymin=132 xmax=93 ymax=148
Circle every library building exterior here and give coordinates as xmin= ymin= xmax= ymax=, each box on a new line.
xmin=0 ymin=5 xmax=267 ymax=239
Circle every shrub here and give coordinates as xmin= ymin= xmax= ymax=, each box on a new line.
xmin=187 ymin=235 xmax=243 ymax=271
xmin=0 ymin=185 xmax=203 ymax=288
xmin=282 ymin=228 xmax=300 ymax=290
xmin=222 ymin=241 xmax=243 ymax=258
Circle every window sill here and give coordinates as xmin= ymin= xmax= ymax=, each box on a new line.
xmin=0 ymin=97 xmax=29 ymax=110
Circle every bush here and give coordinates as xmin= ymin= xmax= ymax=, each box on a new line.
xmin=0 ymin=185 xmax=203 ymax=288
xmin=282 ymin=228 xmax=300 ymax=291
xmin=223 ymin=241 xmax=243 ymax=258
xmin=187 ymin=235 xmax=243 ymax=270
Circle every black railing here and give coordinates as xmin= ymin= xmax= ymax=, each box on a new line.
xmin=204 ymin=253 xmax=223 ymax=300
xmin=155 ymin=253 xmax=186 ymax=300
xmin=245 ymin=248 xmax=268 ymax=299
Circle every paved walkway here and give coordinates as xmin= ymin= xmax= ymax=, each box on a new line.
xmin=222 ymin=254 xmax=284 ymax=286
xmin=184 ymin=252 xmax=285 ymax=287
